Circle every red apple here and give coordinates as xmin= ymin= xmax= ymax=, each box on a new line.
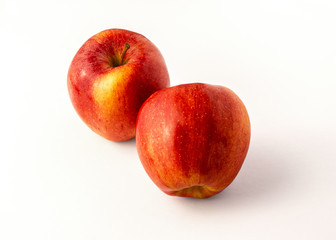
xmin=136 ymin=83 xmax=250 ymax=198
xmin=67 ymin=29 xmax=170 ymax=141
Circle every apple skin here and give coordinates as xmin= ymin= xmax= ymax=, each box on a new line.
xmin=67 ymin=29 xmax=170 ymax=141
xmin=136 ymin=83 xmax=250 ymax=198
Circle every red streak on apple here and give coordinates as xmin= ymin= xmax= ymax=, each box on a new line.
xmin=68 ymin=29 xmax=170 ymax=141
xmin=136 ymin=83 xmax=250 ymax=198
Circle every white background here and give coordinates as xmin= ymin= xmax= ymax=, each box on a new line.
xmin=1 ymin=0 xmax=336 ymax=239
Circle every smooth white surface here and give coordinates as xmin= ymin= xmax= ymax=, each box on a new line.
xmin=1 ymin=0 xmax=336 ymax=239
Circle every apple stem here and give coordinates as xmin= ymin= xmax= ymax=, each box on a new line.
xmin=121 ymin=42 xmax=130 ymax=63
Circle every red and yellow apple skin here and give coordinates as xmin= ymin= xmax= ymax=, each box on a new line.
xmin=136 ymin=83 xmax=250 ymax=198
xmin=67 ymin=29 xmax=170 ymax=141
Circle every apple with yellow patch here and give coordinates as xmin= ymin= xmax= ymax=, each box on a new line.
xmin=136 ymin=83 xmax=250 ymax=198
xmin=68 ymin=29 xmax=170 ymax=141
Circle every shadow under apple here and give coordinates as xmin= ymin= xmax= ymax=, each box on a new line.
xmin=175 ymin=137 xmax=297 ymax=210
